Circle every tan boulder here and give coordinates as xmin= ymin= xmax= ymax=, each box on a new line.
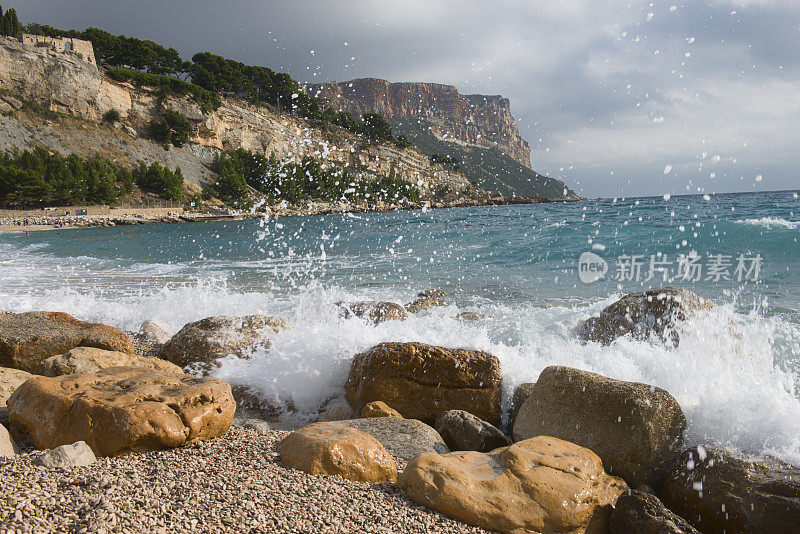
xmin=277 ymin=422 xmax=397 ymax=483
xmin=579 ymin=287 xmax=714 ymax=346
xmin=7 ymin=367 xmax=235 ymax=456
xmin=338 ymin=301 xmax=407 ymax=324
xmin=1 ymin=367 xmax=33 ymax=407
xmin=514 ymin=366 xmax=685 ymax=489
xmin=0 ymin=311 xmax=134 ymax=372
xmin=400 ymin=435 xmax=627 ymax=534
xmin=158 ymin=315 xmax=289 ymax=374
xmin=33 ymin=347 xmax=183 ymax=377
xmin=361 ymin=401 xmax=403 ymax=418
xmin=346 ymin=342 xmax=502 ymax=426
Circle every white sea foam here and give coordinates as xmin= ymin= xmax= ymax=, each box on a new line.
xmin=736 ymin=217 xmax=800 ymax=229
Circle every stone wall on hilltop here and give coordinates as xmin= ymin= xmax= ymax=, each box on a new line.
xmin=307 ymin=78 xmax=532 ymax=169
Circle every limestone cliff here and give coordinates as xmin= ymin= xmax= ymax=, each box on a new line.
xmin=307 ymin=78 xmax=532 ymax=168
xmin=0 ymin=37 xmax=472 ymax=200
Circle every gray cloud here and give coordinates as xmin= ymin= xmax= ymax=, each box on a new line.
xmin=14 ymin=0 xmax=800 ymax=197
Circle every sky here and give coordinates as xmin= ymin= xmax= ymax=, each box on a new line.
xmin=14 ymin=0 xmax=800 ymax=197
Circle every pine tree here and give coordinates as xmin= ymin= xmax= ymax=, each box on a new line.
xmin=0 ymin=6 xmax=8 ymax=37
xmin=7 ymin=8 xmax=19 ymax=36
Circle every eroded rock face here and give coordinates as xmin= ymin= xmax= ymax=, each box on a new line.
xmin=436 ymin=410 xmax=511 ymax=453
xmin=338 ymin=301 xmax=407 ymax=324
xmin=345 ymin=342 xmax=502 ymax=425
xmin=400 ymin=435 xmax=627 ymax=534
xmin=277 ymin=422 xmax=397 ymax=483
xmin=405 ymin=289 xmax=447 ymax=313
xmin=361 ymin=401 xmax=403 ymax=418
xmin=610 ymin=490 xmax=700 ymax=534
xmin=7 ymin=367 xmax=235 ymax=456
xmin=341 ymin=417 xmax=449 ymax=463
xmin=663 ymin=446 xmax=800 ymax=534
xmin=158 ymin=315 xmax=289 ymax=374
xmin=579 ymin=287 xmax=714 ymax=346
xmin=33 ymin=347 xmax=183 ymax=377
xmin=513 ymin=366 xmax=686 ymax=489
xmin=1 ymin=367 xmax=33 ymax=407
xmin=0 ymin=311 xmax=134 ymax=372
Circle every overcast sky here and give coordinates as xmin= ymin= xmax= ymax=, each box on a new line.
xmin=15 ymin=0 xmax=800 ymax=197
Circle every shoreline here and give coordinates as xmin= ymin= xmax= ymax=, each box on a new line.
xmin=0 ymin=196 xmax=580 ymax=233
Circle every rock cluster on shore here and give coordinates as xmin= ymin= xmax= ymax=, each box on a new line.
xmin=1 ymin=287 xmax=799 ymax=533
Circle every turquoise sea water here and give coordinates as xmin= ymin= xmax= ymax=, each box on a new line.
xmin=1 ymin=190 xmax=799 ymax=462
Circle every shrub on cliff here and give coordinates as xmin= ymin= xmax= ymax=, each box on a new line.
xmin=102 ymin=109 xmax=121 ymax=123
xmin=151 ymin=110 xmax=192 ymax=148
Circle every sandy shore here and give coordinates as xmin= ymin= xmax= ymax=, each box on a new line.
xmin=0 ymin=427 xmax=489 ymax=533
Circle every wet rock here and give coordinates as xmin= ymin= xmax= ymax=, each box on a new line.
xmin=514 ymin=366 xmax=686 ymax=489
xmin=322 ymin=401 xmax=356 ymax=422
xmin=361 ymin=401 xmax=403 ymax=418
xmin=436 ymin=410 xmax=511 ymax=452
xmin=341 ymin=417 xmax=449 ymax=462
xmin=400 ymin=435 xmax=627 ymax=534
xmin=345 ymin=341 xmax=502 ymax=425
xmin=1 ymin=367 xmax=33 ymax=407
xmin=578 ymin=287 xmax=714 ymax=346
xmin=453 ymin=312 xmax=493 ymax=323
xmin=277 ymin=422 xmax=397 ymax=483
xmin=33 ymin=347 xmax=183 ymax=377
xmin=1 ymin=422 xmax=17 ymax=458
xmin=8 ymin=367 xmax=235 ymax=456
xmin=135 ymin=319 xmax=171 ymax=345
xmin=0 ymin=311 xmax=134 ymax=372
xmin=510 ymin=382 xmax=535 ymax=424
xmin=610 ymin=490 xmax=700 ymax=534
xmin=663 ymin=446 xmax=800 ymax=534
xmin=33 ymin=441 xmax=97 ymax=468
xmin=405 ymin=289 xmax=447 ymax=313
xmin=158 ymin=315 xmax=289 ymax=374
xmin=338 ymin=301 xmax=407 ymax=324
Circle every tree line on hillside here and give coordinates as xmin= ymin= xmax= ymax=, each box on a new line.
xmin=203 ymin=148 xmax=421 ymax=208
xmin=0 ymin=148 xmax=184 ymax=207
xmin=19 ymin=14 xmax=412 ymax=147
xmin=0 ymin=5 xmax=20 ymax=36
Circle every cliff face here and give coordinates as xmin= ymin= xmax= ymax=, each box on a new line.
xmin=307 ymin=78 xmax=532 ymax=168
xmin=0 ymin=37 xmax=471 ymax=198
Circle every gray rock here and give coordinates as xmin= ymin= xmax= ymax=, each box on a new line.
xmin=321 ymin=402 xmax=355 ymax=422
xmin=33 ymin=441 xmax=96 ymax=468
xmin=232 ymin=418 xmax=270 ymax=433
xmin=338 ymin=301 xmax=407 ymax=324
xmin=510 ymin=382 xmax=536 ymax=424
xmin=514 ymin=366 xmax=686 ymax=489
xmin=610 ymin=490 xmax=700 ymax=534
xmin=436 ymin=410 xmax=511 ymax=452
xmin=341 ymin=418 xmax=449 ymax=462
xmin=0 ymin=406 xmax=8 ymax=427
xmin=1 ymin=423 xmax=17 ymax=458
xmin=136 ymin=319 xmax=171 ymax=345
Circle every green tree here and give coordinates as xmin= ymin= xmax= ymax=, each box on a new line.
xmin=151 ymin=109 xmax=192 ymax=147
xmin=362 ymin=113 xmax=393 ymax=142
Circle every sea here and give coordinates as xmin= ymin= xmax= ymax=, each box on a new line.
xmin=1 ymin=190 xmax=799 ymax=463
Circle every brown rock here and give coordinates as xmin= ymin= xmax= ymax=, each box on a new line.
xmin=33 ymin=347 xmax=183 ymax=377
xmin=158 ymin=315 xmax=289 ymax=373
xmin=611 ymin=490 xmax=700 ymax=534
xmin=400 ymin=435 xmax=627 ymax=534
xmin=1 ymin=423 xmax=17 ymax=458
xmin=0 ymin=311 xmax=134 ymax=372
xmin=663 ymin=446 xmax=800 ymax=534
xmin=345 ymin=342 xmax=502 ymax=425
xmin=513 ymin=366 xmax=686 ymax=489
xmin=7 ymin=367 xmax=235 ymax=456
xmin=405 ymin=289 xmax=447 ymax=313
xmin=453 ymin=312 xmax=493 ymax=323
xmin=1 ymin=367 xmax=33 ymax=407
xmin=277 ymin=422 xmax=397 ymax=483
xmin=338 ymin=301 xmax=407 ymax=324
xmin=361 ymin=401 xmax=403 ymax=418
xmin=579 ymin=287 xmax=714 ymax=346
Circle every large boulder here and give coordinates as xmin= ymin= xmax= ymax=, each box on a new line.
xmin=33 ymin=347 xmax=183 ymax=377
xmin=340 ymin=417 xmax=449 ymax=462
xmin=1 ymin=423 xmax=17 ymax=458
xmin=579 ymin=287 xmax=714 ymax=346
xmin=513 ymin=366 xmax=686 ymax=489
xmin=158 ymin=315 xmax=289 ymax=374
xmin=610 ymin=490 xmax=700 ymax=534
xmin=400 ymin=435 xmax=627 ymax=534
xmin=663 ymin=446 xmax=800 ymax=533
xmin=338 ymin=301 xmax=407 ymax=324
xmin=345 ymin=342 xmax=502 ymax=425
xmin=1 ymin=367 xmax=33 ymax=407
xmin=276 ymin=422 xmax=397 ymax=483
xmin=405 ymin=289 xmax=447 ymax=313
xmin=436 ymin=410 xmax=511 ymax=452
xmin=7 ymin=367 xmax=235 ymax=456
xmin=0 ymin=311 xmax=134 ymax=372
